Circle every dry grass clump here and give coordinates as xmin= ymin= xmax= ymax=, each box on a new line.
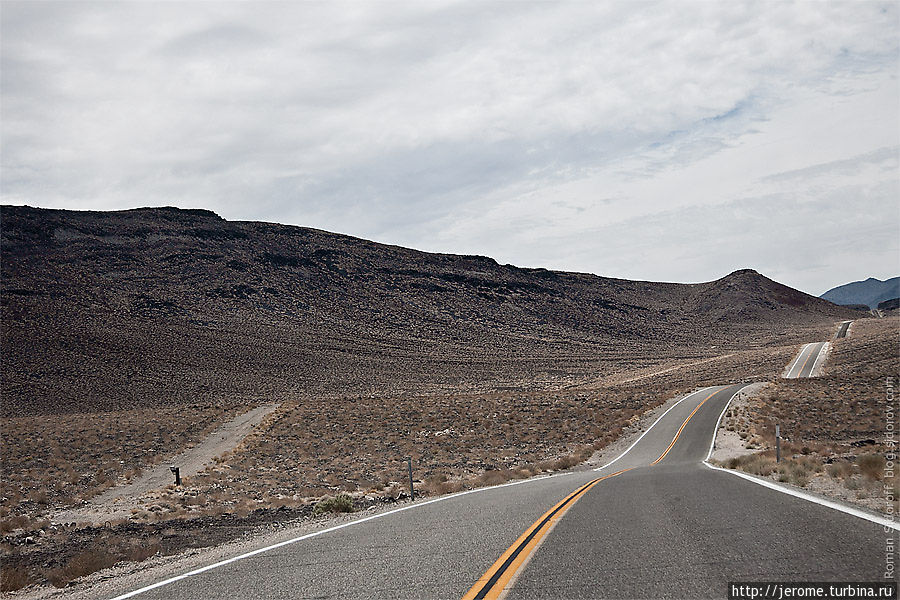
xmin=43 ymin=549 xmax=121 ymax=588
xmin=725 ymin=453 xmax=777 ymax=477
xmin=723 ymin=451 xmax=821 ymax=487
xmin=858 ymin=453 xmax=886 ymax=481
xmin=825 ymin=460 xmax=853 ymax=479
xmin=774 ymin=456 xmax=821 ymax=487
xmin=422 ymin=474 xmax=465 ymax=496
xmin=0 ymin=514 xmax=49 ymax=535
xmin=1 ymin=565 xmax=33 ymax=592
xmin=43 ymin=537 xmax=162 ymax=588
xmin=313 ymin=494 xmax=354 ymax=515
xmin=1 ymin=532 xmax=163 ymax=592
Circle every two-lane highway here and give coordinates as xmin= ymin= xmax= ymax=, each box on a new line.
xmin=783 ymin=342 xmax=828 ymax=378
xmin=108 ymin=388 xmax=725 ymax=600
xmin=784 ymin=321 xmax=852 ymax=379
xmin=835 ymin=320 xmax=852 ymax=339
xmin=101 ymin=382 xmax=894 ymax=600
xmin=500 ymin=385 xmax=890 ymax=599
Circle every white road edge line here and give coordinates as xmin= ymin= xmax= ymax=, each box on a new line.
xmin=109 ymin=388 xmax=716 ymax=600
xmin=594 ymin=386 xmax=718 ymax=472
xmin=108 ymin=472 xmax=566 ymax=600
xmin=809 ymin=342 xmax=830 ymax=378
xmin=702 ymin=386 xmax=899 ymax=532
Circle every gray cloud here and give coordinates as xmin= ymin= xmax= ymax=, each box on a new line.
xmin=1 ymin=1 xmax=897 ymax=293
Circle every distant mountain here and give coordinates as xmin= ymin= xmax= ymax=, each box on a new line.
xmin=820 ymin=277 xmax=900 ymax=309
xmin=1 ymin=205 xmax=854 ymax=414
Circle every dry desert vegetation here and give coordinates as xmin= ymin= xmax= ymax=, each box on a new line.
xmin=715 ymin=317 xmax=899 ymax=515
xmin=0 ymin=338 xmax=836 ymax=593
xmin=0 ymin=206 xmax=860 ymax=592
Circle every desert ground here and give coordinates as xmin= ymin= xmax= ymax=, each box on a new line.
xmin=0 ymin=323 xmax=848 ymax=593
xmin=0 ymin=206 xmax=871 ymax=593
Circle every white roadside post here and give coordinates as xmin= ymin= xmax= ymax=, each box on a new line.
xmin=775 ymin=425 xmax=781 ymax=463
xmin=406 ymin=457 xmax=414 ymax=501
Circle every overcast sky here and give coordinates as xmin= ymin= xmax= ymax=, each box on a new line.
xmin=2 ymin=1 xmax=898 ymax=295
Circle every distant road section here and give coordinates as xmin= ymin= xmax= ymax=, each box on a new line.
xmin=785 ymin=321 xmax=851 ymax=378
xmin=835 ymin=320 xmax=851 ymax=339
xmin=783 ymin=342 xmax=828 ymax=379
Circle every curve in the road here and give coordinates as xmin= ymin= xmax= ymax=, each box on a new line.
xmin=463 ymin=386 xmax=742 ymax=600
xmin=496 ymin=385 xmax=895 ymax=600
xmin=103 ymin=381 xmax=893 ymax=600
xmin=106 ymin=387 xmax=725 ymax=600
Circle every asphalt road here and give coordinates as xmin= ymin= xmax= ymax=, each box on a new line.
xmin=100 ymin=383 xmax=896 ymax=600
xmin=504 ymin=385 xmax=890 ymax=599
xmin=783 ymin=342 xmax=828 ymax=379
xmin=835 ymin=321 xmax=851 ymax=339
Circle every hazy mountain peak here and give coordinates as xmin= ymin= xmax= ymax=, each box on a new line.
xmin=821 ymin=276 xmax=900 ymax=309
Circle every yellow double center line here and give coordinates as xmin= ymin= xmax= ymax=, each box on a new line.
xmin=649 ymin=389 xmax=717 ymax=465
xmin=462 ymin=387 xmax=720 ymax=600
xmin=461 ymin=468 xmax=631 ymax=600
xmin=794 ymin=343 xmax=817 ymax=378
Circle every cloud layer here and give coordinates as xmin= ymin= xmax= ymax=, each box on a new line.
xmin=2 ymin=1 xmax=897 ymax=294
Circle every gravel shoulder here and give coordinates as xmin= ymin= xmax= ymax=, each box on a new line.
xmin=709 ymin=382 xmax=770 ymax=463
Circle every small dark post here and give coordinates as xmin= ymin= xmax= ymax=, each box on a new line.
xmin=406 ymin=457 xmax=414 ymax=501
xmin=775 ymin=425 xmax=781 ymax=463
xmin=170 ymin=465 xmax=181 ymax=486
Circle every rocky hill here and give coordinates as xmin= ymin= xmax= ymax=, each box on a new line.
xmin=878 ymin=298 xmax=899 ymax=311
xmin=821 ymin=276 xmax=900 ymax=309
xmin=1 ymin=205 xmax=854 ymax=414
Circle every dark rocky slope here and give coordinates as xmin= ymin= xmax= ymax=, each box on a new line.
xmin=1 ymin=205 xmax=854 ymax=414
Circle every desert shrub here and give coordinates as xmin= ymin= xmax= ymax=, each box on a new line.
xmin=772 ymin=459 xmax=814 ymax=487
xmin=552 ymin=455 xmax=579 ymax=470
xmin=43 ymin=549 xmax=120 ymax=588
xmin=0 ymin=514 xmax=29 ymax=533
xmin=123 ymin=539 xmax=161 ymax=562
xmin=475 ymin=470 xmax=513 ymax=487
xmin=789 ymin=465 xmax=811 ymax=487
xmin=1 ymin=566 xmax=33 ymax=592
xmin=313 ymin=494 xmax=354 ymax=515
xmin=27 ymin=488 xmax=49 ymax=505
xmin=727 ymin=453 xmax=776 ymax=476
xmin=826 ymin=462 xmax=851 ymax=479
xmin=858 ymin=454 xmax=886 ymax=481
xmin=422 ymin=474 xmax=464 ymax=496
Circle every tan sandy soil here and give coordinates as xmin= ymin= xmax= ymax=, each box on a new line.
xmin=50 ymin=404 xmax=279 ymax=526
xmin=709 ymin=383 xmax=771 ymax=463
